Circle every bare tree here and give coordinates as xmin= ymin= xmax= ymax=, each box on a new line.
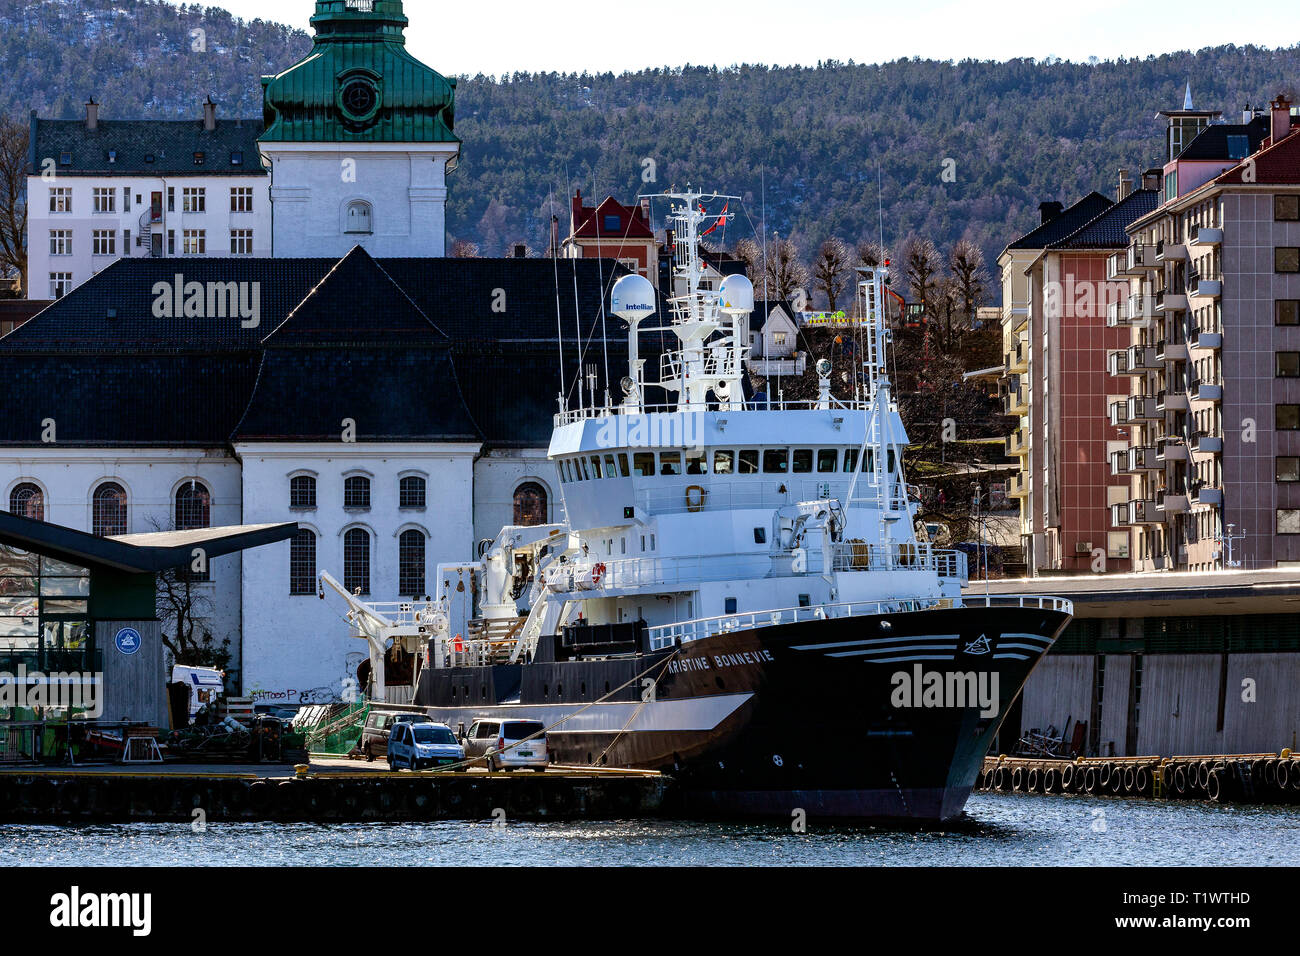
xmin=902 ymin=236 xmax=942 ymax=324
xmin=856 ymin=239 xmax=889 ymax=269
xmin=147 ymin=517 xmax=229 ymax=673
xmin=733 ymin=237 xmax=765 ymax=290
xmin=765 ymin=236 xmax=810 ymax=306
xmin=812 ymin=238 xmax=851 ymax=311
xmin=948 ymin=238 xmax=987 ymax=331
xmin=450 ymin=238 xmax=481 ymax=258
xmin=0 ymin=116 xmax=28 ymax=294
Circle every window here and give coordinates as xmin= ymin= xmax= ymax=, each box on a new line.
xmin=792 ymin=449 xmax=813 ymax=473
xmin=49 ymin=273 xmax=72 ymax=299
xmin=738 ymin=450 xmax=760 ymax=474
xmin=49 ymin=230 xmax=72 ymax=256
xmin=1278 ymin=457 xmax=1300 ymax=483
xmin=817 ymin=448 xmax=838 ymax=473
xmin=230 ymin=229 xmax=253 ymax=255
xmin=49 ymin=188 xmax=72 ymax=213
xmin=122 ymin=187 xmax=130 ymax=211
xmin=400 ymin=476 xmax=426 ymax=509
xmin=844 ymin=448 xmax=860 ymax=472
xmin=762 ymin=448 xmax=789 ymax=473
xmin=344 ymin=476 xmax=371 ymax=509
xmin=182 ymin=230 xmax=206 ymax=255
xmin=1277 ymin=248 xmax=1300 ymax=274
xmin=399 ymin=530 xmax=426 ymax=596
xmin=231 ymin=150 xmax=244 ymax=166
xmin=773 ymin=332 xmax=788 ymax=347
xmin=175 ymin=482 xmax=211 ymax=531
xmin=92 ymin=230 xmax=116 ymax=256
xmin=182 ymin=188 xmax=205 ymax=213
xmin=290 ymin=529 xmax=316 ymax=595
xmin=9 ymin=483 xmax=43 ymax=521
xmin=1280 ymin=353 xmax=1300 ymax=378
xmin=343 ymin=528 xmax=370 ymax=594
xmin=632 ymin=453 xmax=655 ymax=476
xmin=231 ymin=187 xmax=254 ymax=212
xmin=167 ymin=231 xmax=175 ymax=255
xmin=92 ymin=188 xmax=114 ymax=213
xmin=345 ymin=200 xmax=373 ymax=234
xmin=685 ymin=453 xmax=705 ymax=475
xmin=1279 ymin=405 xmax=1300 ymax=430
xmin=1276 ymin=196 xmax=1300 ymax=222
xmin=659 ymin=452 xmax=682 ymax=476
xmin=513 ymin=482 xmax=547 ymax=526
xmin=193 ymin=151 xmax=206 ymax=166
xmin=603 ymin=214 xmax=621 ymax=232
xmin=92 ymin=483 xmax=127 ymax=536
xmin=1226 ymin=135 xmax=1250 ymax=160
xmin=58 ymin=151 xmax=71 ymax=166
xmin=1279 ymin=510 xmax=1300 ymax=535
xmin=290 ymin=475 xmax=316 ymax=509
xmin=167 ymin=187 xmax=175 ymax=212
xmin=714 ymin=450 xmax=734 ymax=474
xmin=1278 ymin=301 xmax=1300 ymax=326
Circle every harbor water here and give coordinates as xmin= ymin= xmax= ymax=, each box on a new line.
xmin=3 ymin=793 xmax=1298 ymax=866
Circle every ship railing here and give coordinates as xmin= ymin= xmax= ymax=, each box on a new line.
xmin=645 ymin=594 xmax=1073 ymax=650
xmin=359 ymin=600 xmax=437 ymax=627
xmin=830 ymin=541 xmax=968 ymax=580
xmin=553 ymin=397 xmax=871 ymax=427
xmin=547 ymin=552 xmax=774 ymax=593
xmin=634 ymin=478 xmax=893 ymax=516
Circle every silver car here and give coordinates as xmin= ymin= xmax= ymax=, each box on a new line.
xmin=460 ymin=718 xmax=549 ymax=772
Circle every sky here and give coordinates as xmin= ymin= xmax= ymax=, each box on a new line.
xmin=194 ymin=0 xmax=1298 ymax=76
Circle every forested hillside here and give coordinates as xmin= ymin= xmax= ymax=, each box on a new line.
xmin=3 ymin=0 xmax=1298 ymax=276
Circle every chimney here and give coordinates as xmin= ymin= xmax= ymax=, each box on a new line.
xmin=85 ymin=98 xmax=98 ymax=131
xmin=202 ymin=96 xmax=217 ymax=132
xmin=1038 ymin=201 xmax=1063 ymax=224
xmin=1141 ymin=168 xmax=1161 ymax=191
xmin=1117 ymin=168 xmax=1132 ymax=201
xmin=1243 ymin=103 xmax=1253 ymax=124
xmin=511 ymin=243 xmax=528 ymax=259
xmin=639 ymin=197 xmax=651 ymax=224
xmin=1271 ymin=95 xmax=1293 ymax=145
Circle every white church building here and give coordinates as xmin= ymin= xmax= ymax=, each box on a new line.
xmin=0 ymin=0 xmax=631 ymax=707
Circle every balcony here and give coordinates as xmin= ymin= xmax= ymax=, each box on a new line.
xmin=1156 ymin=239 xmax=1187 ymax=261
xmin=1188 ymin=225 xmax=1223 ymax=247
xmin=1157 ymin=387 xmax=1190 ymax=412
xmin=1193 ymin=486 xmax=1224 ymax=507
xmin=1127 ymin=395 xmax=1162 ymax=421
xmin=1157 ymin=437 xmax=1189 ymax=461
xmin=1160 ymin=493 xmax=1190 ymax=515
xmin=1128 ymin=293 xmax=1156 ymax=324
xmin=1003 ymin=386 xmax=1028 ymax=416
xmin=1155 ymin=289 xmax=1188 ymax=313
xmin=1006 ymin=428 xmax=1028 ymax=457
xmin=1192 ymin=434 xmax=1223 ymax=454
xmin=1156 ymin=339 xmax=1189 ymax=362
xmin=1113 ymin=499 xmax=1160 ymax=525
xmin=1189 ymin=276 xmax=1222 ymax=299
xmin=1192 ymin=381 xmax=1223 ymax=403
xmin=1189 ymin=324 xmax=1223 ymax=350
xmin=1127 ymin=344 xmax=1160 ymax=372
xmin=1111 ymin=445 xmax=1160 ymax=475
xmin=1009 ymin=472 xmax=1029 ymax=499
xmin=1006 ymin=338 xmax=1028 ymax=373
xmin=1107 ymin=350 xmax=1130 ymax=376
xmin=1108 ymin=244 xmax=1157 ymax=279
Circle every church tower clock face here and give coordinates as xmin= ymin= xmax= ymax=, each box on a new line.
xmin=339 ymin=75 xmax=380 ymax=126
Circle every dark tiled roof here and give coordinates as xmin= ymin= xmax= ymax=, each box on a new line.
xmin=1004 ymin=192 xmax=1113 ymax=252
xmin=0 ymin=252 xmax=637 ymax=448
xmin=1048 ymin=189 xmax=1162 ymax=249
xmin=0 ymin=352 xmax=261 ymax=447
xmin=262 ymin=247 xmax=448 ymax=347
xmin=233 ymin=347 xmax=478 ymax=442
xmin=30 ymin=117 xmax=266 ymax=177
xmin=1177 ymin=116 xmax=1270 ymax=161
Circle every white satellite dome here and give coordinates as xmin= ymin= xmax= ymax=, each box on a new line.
xmin=610 ymin=274 xmax=657 ymax=321
xmin=718 ymin=274 xmax=755 ymax=314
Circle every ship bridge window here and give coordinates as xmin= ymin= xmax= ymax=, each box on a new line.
xmin=792 ymin=449 xmax=813 ymax=473
xmin=817 ymin=449 xmax=838 ymax=472
xmin=633 ymin=452 xmax=655 ymax=476
xmin=578 ymin=458 xmax=590 ymax=480
xmin=589 ymin=455 xmax=603 ymax=479
xmin=604 ymin=454 xmax=618 ymax=477
xmin=660 ymin=452 xmax=682 ymax=475
xmin=617 ymin=453 xmax=630 ymax=477
xmin=844 ymin=448 xmax=859 ymax=472
xmin=763 ymin=449 xmax=790 ymax=473
xmin=686 ymin=452 xmax=707 ymax=475
xmin=738 ymin=450 xmax=759 ymax=474
xmin=713 ymin=450 xmax=734 ymax=474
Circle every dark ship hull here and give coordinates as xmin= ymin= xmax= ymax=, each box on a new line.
xmin=412 ymin=602 xmax=1071 ymax=822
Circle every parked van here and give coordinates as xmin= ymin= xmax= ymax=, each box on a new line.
xmin=460 ymin=717 xmax=549 ymax=772
xmin=359 ymin=710 xmax=432 ymax=761
xmin=387 ymin=722 xmax=465 ymax=771
xmin=172 ymin=666 xmax=225 ymax=723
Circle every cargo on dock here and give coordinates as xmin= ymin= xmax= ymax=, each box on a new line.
xmin=0 ymin=764 xmax=666 ymax=823
xmin=976 ymin=751 xmax=1300 ymax=805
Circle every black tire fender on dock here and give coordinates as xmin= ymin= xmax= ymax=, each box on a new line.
xmin=1122 ymin=766 xmax=1136 ymax=794
xmin=1026 ymin=768 xmax=1039 ymax=793
xmin=1289 ymin=761 xmax=1300 ymax=791
xmin=1010 ymin=767 xmax=1024 ymax=792
xmin=338 ymin=784 xmax=363 ymax=820
xmin=275 ymin=780 xmax=303 ymax=818
xmin=58 ymin=778 xmax=86 ymax=814
xmin=993 ymin=767 xmax=1007 ymax=791
xmin=510 ymin=781 xmax=542 ymax=814
xmin=1135 ymin=765 xmax=1150 ymax=796
xmin=1173 ymin=764 xmax=1188 ymax=796
xmin=1060 ymin=764 xmax=1075 ymax=791
xmin=411 ymin=782 xmax=440 ymax=818
xmin=1083 ymin=766 xmax=1098 ymax=793
xmin=1206 ymin=769 xmax=1225 ymax=803
xmin=246 ymin=780 xmax=272 ymax=817
xmin=1097 ymin=762 xmax=1112 ymax=788
xmin=222 ymin=780 xmax=249 ymax=817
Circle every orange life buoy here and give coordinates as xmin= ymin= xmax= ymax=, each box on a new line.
xmin=591 ymin=562 xmax=607 ymax=585
xmin=685 ymin=484 xmax=707 ymax=512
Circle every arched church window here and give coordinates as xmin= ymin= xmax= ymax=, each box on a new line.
xmin=93 ymin=483 xmax=128 ymax=536
xmin=345 ymin=200 xmax=373 ymax=235
xmin=9 ymin=483 xmax=43 ymax=521
xmin=513 ymin=482 xmax=547 ymax=527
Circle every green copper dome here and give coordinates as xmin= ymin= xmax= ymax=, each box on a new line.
xmin=260 ymin=0 xmax=458 ymax=144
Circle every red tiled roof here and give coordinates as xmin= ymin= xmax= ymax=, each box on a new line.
xmin=570 ymin=191 xmax=654 ymax=240
xmin=1215 ymin=126 xmax=1300 ymax=185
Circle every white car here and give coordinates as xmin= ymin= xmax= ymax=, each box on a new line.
xmin=461 ymin=718 xmax=550 ymax=772
xmin=387 ymin=721 xmax=466 ymax=771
